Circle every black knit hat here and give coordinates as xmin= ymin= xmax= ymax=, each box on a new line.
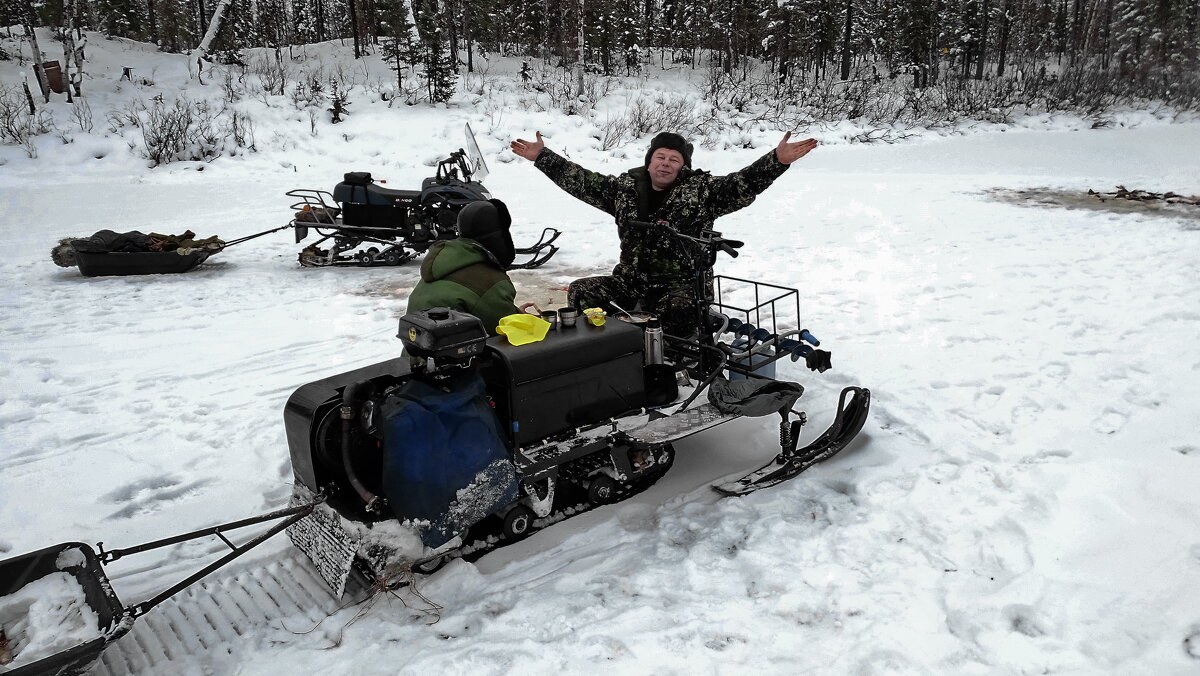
xmin=644 ymin=132 xmax=693 ymax=168
xmin=457 ymin=199 xmax=515 ymax=268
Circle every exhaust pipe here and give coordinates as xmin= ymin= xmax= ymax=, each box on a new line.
xmin=341 ymin=381 xmax=385 ymax=513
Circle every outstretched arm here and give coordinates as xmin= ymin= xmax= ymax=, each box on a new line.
xmin=704 ymin=132 xmax=815 ymax=218
xmin=774 ymin=132 xmax=818 ymax=165
xmin=515 ymin=136 xmax=621 ymax=216
xmin=511 ymin=131 xmax=546 ymax=161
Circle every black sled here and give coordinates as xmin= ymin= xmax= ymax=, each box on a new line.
xmin=287 ymin=124 xmax=559 ymax=270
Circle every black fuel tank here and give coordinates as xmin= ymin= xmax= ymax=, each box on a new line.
xmin=482 ymin=318 xmax=646 ymax=447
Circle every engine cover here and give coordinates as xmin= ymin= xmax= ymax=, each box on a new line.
xmin=398 ymin=308 xmax=488 ymax=362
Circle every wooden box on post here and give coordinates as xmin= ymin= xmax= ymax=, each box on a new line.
xmin=33 ymin=61 xmax=63 ymax=94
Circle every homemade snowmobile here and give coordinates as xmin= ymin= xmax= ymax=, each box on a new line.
xmin=286 ymin=124 xmax=560 ymax=270
xmin=283 ymin=221 xmax=871 ymax=596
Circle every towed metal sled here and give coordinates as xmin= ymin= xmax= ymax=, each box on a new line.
xmin=0 ymin=502 xmax=322 ymax=675
xmin=287 ymin=124 xmax=559 ymax=270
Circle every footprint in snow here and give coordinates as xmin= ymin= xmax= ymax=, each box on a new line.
xmin=1186 ymin=625 xmax=1200 ymax=659
xmin=1091 ymin=408 xmax=1128 ymax=435
xmin=1041 ymin=361 xmax=1072 ymax=380
xmin=704 ymin=633 xmax=748 ymax=651
xmin=1021 ymin=448 xmax=1072 ymax=464
xmin=1010 ymin=398 xmax=1044 ymax=425
xmin=1004 ymin=604 xmax=1048 ymax=638
xmin=925 ymin=460 xmax=964 ymax=483
xmin=103 ymin=476 xmax=182 ymax=503
xmin=103 ymin=477 xmax=216 ymax=519
xmin=972 ymin=517 xmax=1034 ymax=587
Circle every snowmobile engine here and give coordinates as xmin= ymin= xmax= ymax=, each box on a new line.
xmin=396 ymin=307 xmax=488 ymax=365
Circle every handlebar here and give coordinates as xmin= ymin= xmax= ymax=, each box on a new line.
xmin=436 ymin=149 xmax=473 ymax=182
xmin=624 ymin=219 xmax=743 ymax=260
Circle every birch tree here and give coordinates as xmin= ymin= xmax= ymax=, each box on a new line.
xmin=22 ymin=10 xmax=52 ymax=102
xmin=191 ymin=0 xmax=235 ymax=79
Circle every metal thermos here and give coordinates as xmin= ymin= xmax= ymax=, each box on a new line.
xmin=644 ymin=318 xmax=664 ymax=365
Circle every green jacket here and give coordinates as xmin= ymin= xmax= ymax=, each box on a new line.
xmin=407 ymin=238 xmax=518 ymax=335
xmin=534 ymin=148 xmax=789 ymax=283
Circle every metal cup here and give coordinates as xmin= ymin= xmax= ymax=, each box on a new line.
xmin=558 ymin=307 xmax=578 ymax=327
xmin=540 ymin=310 xmax=558 ymax=330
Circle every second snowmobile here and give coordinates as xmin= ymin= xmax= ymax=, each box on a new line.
xmin=286 ymin=124 xmax=560 ymax=270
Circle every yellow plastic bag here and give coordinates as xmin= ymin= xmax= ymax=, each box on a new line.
xmin=496 ymin=313 xmax=551 ymax=346
xmin=582 ymin=307 xmax=607 ymax=326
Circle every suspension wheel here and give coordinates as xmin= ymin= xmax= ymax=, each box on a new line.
xmin=382 ymin=250 xmax=401 ymax=265
xmin=587 ymin=475 xmax=618 ymax=506
xmin=502 ymin=505 xmax=536 ymax=540
xmin=356 ymin=251 xmax=374 ymax=266
xmin=412 ymin=554 xmax=448 ymax=575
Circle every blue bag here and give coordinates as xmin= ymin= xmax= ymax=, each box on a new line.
xmin=379 ymin=374 xmax=519 ymax=547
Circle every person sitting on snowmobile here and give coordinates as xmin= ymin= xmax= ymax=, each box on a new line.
xmin=406 ymin=199 xmax=521 ymax=335
xmin=509 ymin=130 xmax=818 ymax=337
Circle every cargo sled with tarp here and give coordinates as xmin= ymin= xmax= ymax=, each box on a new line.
xmin=50 ymin=229 xmax=226 ymax=277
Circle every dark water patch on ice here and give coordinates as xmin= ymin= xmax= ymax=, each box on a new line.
xmin=356 ymin=277 xmax=416 ymax=300
xmin=985 ymin=187 xmax=1200 ymax=227
xmin=355 ymin=270 xmax=571 ymax=310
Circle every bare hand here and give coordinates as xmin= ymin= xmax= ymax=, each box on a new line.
xmin=511 ymin=131 xmax=545 ymax=161
xmin=774 ymin=132 xmax=818 ymax=165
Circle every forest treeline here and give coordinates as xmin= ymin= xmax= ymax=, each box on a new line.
xmin=4 ymin=0 xmax=1199 ymax=117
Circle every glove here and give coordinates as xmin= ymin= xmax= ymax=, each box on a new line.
xmin=805 ymin=349 xmax=832 ymax=373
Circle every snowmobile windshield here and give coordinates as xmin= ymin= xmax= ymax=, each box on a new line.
xmin=464 ymin=123 xmax=490 ymax=183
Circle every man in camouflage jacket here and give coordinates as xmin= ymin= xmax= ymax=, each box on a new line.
xmin=511 ymin=130 xmax=818 ymax=336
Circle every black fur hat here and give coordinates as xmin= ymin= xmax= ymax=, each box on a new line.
xmin=457 ymin=199 xmax=515 ymax=268
xmin=644 ymin=132 xmax=694 ymax=168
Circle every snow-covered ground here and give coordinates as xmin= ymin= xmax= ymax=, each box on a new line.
xmin=2 ymin=32 xmax=1200 ymax=675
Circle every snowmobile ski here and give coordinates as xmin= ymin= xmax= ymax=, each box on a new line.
xmin=713 ymin=386 xmax=871 ymax=497
xmin=506 ymin=227 xmax=562 ymax=269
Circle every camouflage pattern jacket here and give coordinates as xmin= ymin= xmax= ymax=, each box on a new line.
xmin=406 ymin=238 xmax=518 ymax=335
xmin=534 ymin=148 xmax=790 ymax=284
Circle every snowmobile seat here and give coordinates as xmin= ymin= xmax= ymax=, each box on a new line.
xmin=365 ymin=184 xmax=422 ymax=204
xmin=333 ymin=181 xmax=421 ymax=207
